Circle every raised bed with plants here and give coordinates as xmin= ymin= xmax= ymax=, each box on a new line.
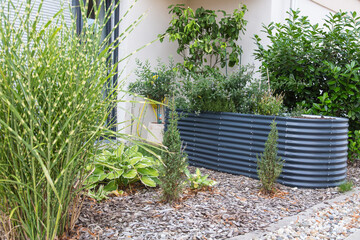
xmin=176 ymin=111 xmax=348 ymax=188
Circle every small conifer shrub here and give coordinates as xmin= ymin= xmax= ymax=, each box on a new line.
xmin=158 ymin=99 xmax=188 ymax=202
xmin=257 ymin=120 xmax=284 ymax=194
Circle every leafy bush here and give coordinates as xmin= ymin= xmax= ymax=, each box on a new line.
xmin=255 ymin=10 xmax=360 ymax=130
xmin=338 ymin=181 xmax=353 ymax=193
xmin=184 ymin=168 xmax=217 ymax=190
xmin=85 ymin=144 xmax=159 ymax=201
xmin=180 ymin=65 xmax=256 ymax=113
xmin=158 ymin=99 xmax=188 ymax=202
xmin=0 ymin=0 xmax=139 ymax=239
xmin=257 ymin=121 xmax=284 ymax=194
xmin=130 ymin=58 xmax=177 ymax=102
xmin=348 ymin=130 xmax=360 ymax=163
xmin=177 ymin=65 xmax=287 ymax=116
xmin=254 ymin=91 xmax=284 ymax=116
xmin=160 ymin=4 xmax=247 ymax=73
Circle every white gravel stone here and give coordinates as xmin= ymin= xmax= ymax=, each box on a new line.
xmin=261 ymin=192 xmax=360 ymax=240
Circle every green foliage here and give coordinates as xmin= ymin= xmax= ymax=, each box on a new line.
xmin=130 ymin=58 xmax=177 ymax=102
xmin=348 ymin=130 xmax=360 ymax=163
xmin=254 ymin=91 xmax=284 ymax=116
xmin=257 ymin=121 xmax=284 ymax=194
xmin=85 ymin=144 xmax=160 ymax=201
xmin=180 ymin=65 xmax=256 ymax=113
xmin=288 ymin=103 xmax=309 ymax=117
xmin=177 ymin=65 xmax=287 ymax=116
xmin=254 ymin=10 xmax=360 ymax=130
xmin=310 ymin=61 xmax=360 ymax=130
xmin=0 ymin=0 xmax=140 ymax=239
xmin=87 ymin=185 xmax=124 ymax=202
xmin=184 ymin=168 xmax=217 ymax=190
xmin=338 ymin=181 xmax=353 ymax=193
xmin=309 ymin=92 xmax=332 ymax=116
xmin=160 ymin=4 xmax=247 ymax=73
xmin=158 ymin=99 xmax=188 ymax=202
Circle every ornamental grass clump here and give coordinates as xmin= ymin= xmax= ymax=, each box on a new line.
xmin=257 ymin=120 xmax=284 ymax=194
xmin=0 ymin=0 xmax=141 ymax=239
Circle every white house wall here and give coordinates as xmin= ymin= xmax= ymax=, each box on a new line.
xmin=117 ymin=0 xmax=359 ymax=138
xmin=294 ymin=0 xmax=335 ymax=23
xmin=117 ymin=0 xmax=186 ymax=139
xmin=310 ymin=0 xmax=360 ymax=13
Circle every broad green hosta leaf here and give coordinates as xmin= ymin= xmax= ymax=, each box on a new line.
xmin=106 ymin=169 xmax=124 ymax=180
xmin=85 ymin=171 xmax=107 ymax=185
xmin=137 ymin=167 xmax=159 ymax=177
xmin=135 ymin=162 xmax=151 ymax=168
xmin=125 ymin=145 xmax=139 ymax=158
xmin=93 ymin=167 xmax=105 ymax=175
xmin=104 ymin=180 xmax=118 ymax=192
xmin=115 ymin=144 xmax=125 ymax=158
xmin=123 ymin=169 xmax=137 ymax=179
xmin=129 ymin=156 xmax=142 ymax=165
xmin=140 ymin=176 xmax=156 ymax=187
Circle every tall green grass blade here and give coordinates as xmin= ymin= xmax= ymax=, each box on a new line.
xmin=0 ymin=0 xmax=146 ymax=239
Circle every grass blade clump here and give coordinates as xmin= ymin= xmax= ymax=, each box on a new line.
xmin=0 ymin=0 xmax=142 ymax=239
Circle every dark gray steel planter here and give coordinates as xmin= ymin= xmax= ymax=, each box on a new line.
xmin=176 ymin=111 xmax=348 ymax=188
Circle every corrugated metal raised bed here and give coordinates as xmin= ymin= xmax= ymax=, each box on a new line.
xmin=176 ymin=111 xmax=348 ymax=188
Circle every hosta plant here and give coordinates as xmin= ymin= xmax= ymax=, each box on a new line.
xmin=184 ymin=168 xmax=217 ymax=190
xmin=85 ymin=144 xmax=159 ymax=201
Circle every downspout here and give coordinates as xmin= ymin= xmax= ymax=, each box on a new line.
xmin=111 ymin=0 xmax=120 ymax=132
xmin=290 ymin=0 xmax=297 ymax=10
xmin=72 ymin=0 xmax=82 ymax=35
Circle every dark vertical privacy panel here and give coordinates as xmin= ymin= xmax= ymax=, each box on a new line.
xmin=176 ymin=111 xmax=348 ymax=188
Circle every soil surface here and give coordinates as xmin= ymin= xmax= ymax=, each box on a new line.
xmin=69 ymin=165 xmax=360 ymax=240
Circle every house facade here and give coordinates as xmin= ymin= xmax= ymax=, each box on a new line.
xmin=8 ymin=0 xmax=360 ymax=140
xmin=120 ymin=0 xmax=360 ymax=140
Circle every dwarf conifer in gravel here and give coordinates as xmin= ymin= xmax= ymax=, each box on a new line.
xmin=159 ymin=99 xmax=188 ymax=202
xmin=257 ymin=120 xmax=284 ymax=194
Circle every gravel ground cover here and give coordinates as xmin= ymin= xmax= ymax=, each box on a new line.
xmin=262 ymin=191 xmax=360 ymax=240
xmin=70 ymin=166 xmax=360 ymax=240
